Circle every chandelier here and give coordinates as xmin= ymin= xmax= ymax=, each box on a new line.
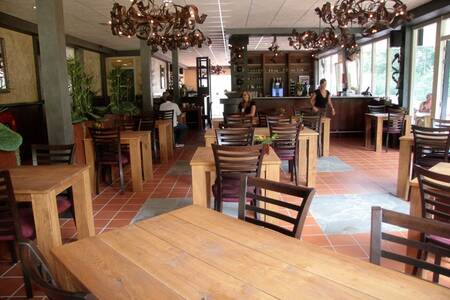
xmin=110 ymin=0 xmax=211 ymax=53
xmin=289 ymin=0 xmax=410 ymax=57
xmin=268 ymin=36 xmax=281 ymax=61
xmin=211 ymin=65 xmax=225 ymax=75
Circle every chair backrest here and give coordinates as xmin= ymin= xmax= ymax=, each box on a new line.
xmin=224 ymin=115 xmax=253 ymax=126
xmin=31 ymin=144 xmax=75 ymax=166
xmin=0 ymin=170 xmax=21 ymax=240
xmin=19 ymin=240 xmax=97 ymax=300
xmin=88 ymin=127 xmax=123 ymax=164
xmin=370 ymin=207 xmax=450 ymax=281
xmin=415 ymin=165 xmax=450 ymax=224
xmin=386 ymin=111 xmax=405 ymax=133
xmin=138 ymin=116 xmax=155 ymax=131
xmin=433 ymin=118 xmax=450 ymax=129
xmin=294 ymin=108 xmax=314 ymax=117
xmin=212 ymin=144 xmax=264 ymax=202
xmin=258 ymin=113 xmax=268 ymax=127
xmin=216 ymin=128 xmax=254 ymax=146
xmin=269 ymin=122 xmax=301 ymax=160
xmin=221 ymin=122 xmax=253 ymax=129
xmin=368 ymin=105 xmax=386 ymax=113
xmin=412 ymin=125 xmax=450 ymax=168
xmin=239 ymin=176 xmax=315 ymax=238
xmin=120 ymin=118 xmax=137 ymax=131
xmin=156 ymin=110 xmax=174 ymax=127
xmin=266 ymin=115 xmax=291 ymax=128
xmin=302 ymin=115 xmax=321 ymax=132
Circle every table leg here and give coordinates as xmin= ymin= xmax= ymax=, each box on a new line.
xmin=83 ymin=139 xmax=95 ymax=193
xmin=31 ymin=191 xmax=67 ymax=284
xmin=406 ymin=185 xmax=422 ymax=275
xmin=205 ymin=136 xmax=215 ymax=147
xmin=71 ymin=170 xmax=95 ymax=239
xmin=299 ymin=138 xmax=307 ymax=184
xmin=129 ymin=139 xmax=143 ymax=192
xmin=306 ymin=135 xmax=317 ymax=187
xmin=404 ymin=115 xmax=412 ymax=135
xmin=167 ymin=126 xmax=174 ymax=158
xmin=322 ymin=118 xmax=330 ymax=157
xmin=397 ymin=138 xmax=413 ymax=199
xmin=262 ymin=163 xmax=281 ymax=223
xmin=191 ymin=165 xmax=209 ymax=208
xmin=375 ymin=117 xmax=383 ymax=152
xmin=365 ymin=115 xmax=372 ymax=148
xmin=141 ymin=134 xmax=153 ymax=181
xmin=158 ymin=125 xmax=169 ymax=163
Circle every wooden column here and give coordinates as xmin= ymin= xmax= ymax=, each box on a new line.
xmin=36 ymin=0 xmax=73 ymax=144
xmin=140 ymin=40 xmax=153 ymax=113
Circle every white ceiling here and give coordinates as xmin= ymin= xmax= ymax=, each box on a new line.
xmin=0 ymin=0 xmax=431 ymax=66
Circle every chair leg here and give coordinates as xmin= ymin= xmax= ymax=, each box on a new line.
xmin=293 ymin=159 xmax=298 ymax=186
xmin=8 ymin=240 xmax=18 ymax=263
xmin=433 ymin=255 xmax=442 ymax=283
xmin=385 ymin=133 xmax=390 ymax=152
xmin=21 ymin=260 xmax=33 ymax=299
xmin=289 ymin=160 xmax=294 ymax=182
xmin=118 ymin=164 xmax=125 ymax=194
xmin=95 ymin=165 xmax=101 ymax=195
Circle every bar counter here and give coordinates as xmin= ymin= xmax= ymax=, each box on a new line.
xmin=221 ymin=96 xmax=378 ymax=133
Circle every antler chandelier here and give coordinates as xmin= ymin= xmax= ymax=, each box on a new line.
xmin=110 ymin=0 xmax=211 ymax=53
xmin=268 ymin=36 xmax=281 ymax=61
xmin=289 ymin=0 xmax=410 ymax=57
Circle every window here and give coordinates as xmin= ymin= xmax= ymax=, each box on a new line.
xmin=411 ymin=23 xmax=437 ymax=114
xmin=373 ymin=39 xmax=387 ymax=97
xmin=318 ymin=53 xmax=340 ymax=95
xmin=346 ymin=59 xmax=360 ymax=94
xmin=360 ymin=44 xmax=373 ymax=94
xmin=66 ymin=47 xmax=75 ymax=59
xmin=443 ymin=17 xmax=450 ymax=36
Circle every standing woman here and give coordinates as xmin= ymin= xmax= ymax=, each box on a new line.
xmin=238 ymin=91 xmax=257 ymax=117
xmin=310 ymin=79 xmax=336 ymax=116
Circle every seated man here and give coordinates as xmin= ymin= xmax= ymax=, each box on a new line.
xmin=159 ymin=92 xmax=187 ymax=148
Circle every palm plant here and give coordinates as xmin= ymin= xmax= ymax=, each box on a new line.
xmin=108 ymin=66 xmax=139 ymax=115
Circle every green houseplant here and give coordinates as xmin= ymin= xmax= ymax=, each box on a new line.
xmin=254 ymin=134 xmax=278 ymax=154
xmin=108 ymin=66 xmax=139 ymax=116
xmin=67 ymin=58 xmax=100 ymax=123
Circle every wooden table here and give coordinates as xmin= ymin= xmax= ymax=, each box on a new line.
xmin=155 ymin=119 xmax=174 ymax=163
xmin=190 ymin=146 xmax=281 ymax=208
xmin=10 ymin=165 xmax=94 ymax=288
xmin=84 ymin=131 xmax=153 ymax=193
xmin=205 ymin=127 xmax=318 ymax=187
xmin=365 ymin=113 xmax=412 ymax=152
xmin=52 ymin=205 xmax=450 ymax=299
xmin=407 ymin=162 xmax=450 ymax=274
xmin=397 ymin=134 xmax=414 ymax=199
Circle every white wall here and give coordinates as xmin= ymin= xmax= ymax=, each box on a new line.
xmin=151 ymin=57 xmax=166 ymax=97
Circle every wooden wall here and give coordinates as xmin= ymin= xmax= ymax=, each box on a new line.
xmin=0 ymin=27 xmax=38 ymax=104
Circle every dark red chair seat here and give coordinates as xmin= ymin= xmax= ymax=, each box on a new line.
xmin=427 ymin=234 xmax=450 ymax=247
xmin=0 ymin=207 xmax=35 ymax=241
xmin=99 ymin=153 xmax=129 ymax=165
xmin=56 ymin=195 xmax=72 ymax=214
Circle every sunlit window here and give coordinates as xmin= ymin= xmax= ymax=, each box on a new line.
xmin=373 ymin=39 xmax=387 ymax=97
xmin=360 ymin=44 xmax=372 ymax=94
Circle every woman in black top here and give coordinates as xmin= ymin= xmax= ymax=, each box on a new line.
xmin=238 ymin=91 xmax=256 ymax=117
xmin=310 ymin=78 xmax=336 ymax=116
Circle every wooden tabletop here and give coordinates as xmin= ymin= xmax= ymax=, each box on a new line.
xmin=52 ymin=205 xmax=450 ymax=299
xmin=190 ymin=146 xmax=281 ymax=166
xmin=8 ymin=165 xmax=90 ymax=194
xmin=204 ymin=127 xmax=318 ymax=138
xmin=84 ymin=130 xmax=150 ymax=141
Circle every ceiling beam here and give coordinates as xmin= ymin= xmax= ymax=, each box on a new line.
xmin=226 ymin=27 xmax=361 ymax=36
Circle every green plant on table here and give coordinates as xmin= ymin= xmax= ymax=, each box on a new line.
xmin=67 ymin=58 xmax=100 ymax=123
xmin=254 ymin=134 xmax=278 ymax=145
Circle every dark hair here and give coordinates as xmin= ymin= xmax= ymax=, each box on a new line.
xmin=320 ymin=78 xmax=327 ymax=85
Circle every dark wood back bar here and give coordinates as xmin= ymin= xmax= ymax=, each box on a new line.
xmin=221 ymin=96 xmax=377 ymax=133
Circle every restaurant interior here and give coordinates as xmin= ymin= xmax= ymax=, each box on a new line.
xmin=0 ymin=0 xmax=450 ymax=298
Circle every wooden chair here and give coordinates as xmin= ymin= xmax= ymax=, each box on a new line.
xmin=31 ymin=144 xmax=76 ymax=225
xmin=212 ymin=144 xmax=264 ymax=212
xmin=216 ymin=128 xmax=254 ymax=146
xmin=368 ymin=105 xmax=386 ymax=113
xmin=0 ymin=170 xmax=35 ymax=263
xmin=258 ymin=113 xmax=268 ymax=127
xmin=120 ymin=117 xmax=137 ymax=131
xmin=224 ymin=114 xmax=253 ymax=126
xmin=266 ymin=115 xmax=291 ymax=128
xmin=239 ymin=176 xmax=315 ymax=238
xmin=270 ymin=122 xmax=301 ymax=185
xmin=415 ymin=165 xmax=450 ymax=282
xmin=89 ymin=127 xmax=128 ymax=194
xmin=383 ymin=110 xmax=405 ymax=152
xmin=370 ymin=207 xmax=450 ymax=284
xmin=412 ymin=126 xmax=450 ymax=175
xmin=19 ymin=240 xmax=97 ymax=300
xmin=302 ymin=114 xmax=323 ymax=157
xmin=138 ymin=116 xmax=158 ymax=161
xmin=433 ymin=119 xmax=450 ymax=129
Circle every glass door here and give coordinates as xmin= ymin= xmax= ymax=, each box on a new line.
xmin=440 ymin=40 xmax=450 ymax=119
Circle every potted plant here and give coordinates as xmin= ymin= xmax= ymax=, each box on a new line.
xmin=254 ymin=134 xmax=278 ymax=154
xmin=107 ymin=66 xmax=139 ymax=119
xmin=0 ymin=122 xmax=22 ymax=168
xmin=67 ymin=58 xmax=101 ymax=164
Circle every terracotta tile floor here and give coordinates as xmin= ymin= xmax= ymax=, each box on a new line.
xmin=0 ymin=132 xmax=448 ymax=298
